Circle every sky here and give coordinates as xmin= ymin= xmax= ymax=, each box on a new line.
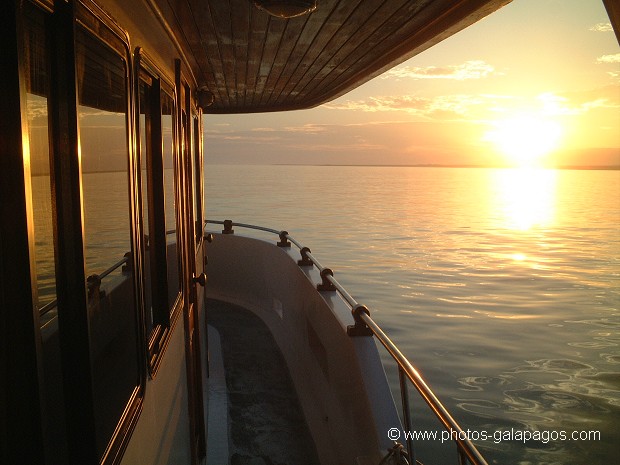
xmin=204 ymin=0 xmax=620 ymax=167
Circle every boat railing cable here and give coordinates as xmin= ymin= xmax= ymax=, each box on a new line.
xmin=205 ymin=219 xmax=489 ymax=465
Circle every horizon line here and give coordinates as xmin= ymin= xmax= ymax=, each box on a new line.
xmin=205 ymin=162 xmax=620 ymax=170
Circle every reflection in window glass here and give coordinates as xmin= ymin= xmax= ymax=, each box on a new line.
xmin=24 ymin=7 xmax=56 ymax=315
xmin=192 ymin=116 xmax=202 ymax=244
xmin=76 ymin=26 xmax=139 ymax=459
xmin=161 ymin=91 xmax=180 ymax=310
xmin=139 ymin=77 xmax=154 ymax=335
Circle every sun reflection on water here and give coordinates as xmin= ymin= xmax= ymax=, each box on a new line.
xmin=491 ymin=168 xmax=558 ymax=230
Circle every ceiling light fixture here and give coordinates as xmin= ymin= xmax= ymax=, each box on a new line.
xmin=197 ymin=87 xmax=214 ymax=110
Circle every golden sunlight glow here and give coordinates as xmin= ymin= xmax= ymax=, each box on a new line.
xmin=491 ymin=168 xmax=557 ymax=230
xmin=485 ymin=114 xmax=563 ymax=167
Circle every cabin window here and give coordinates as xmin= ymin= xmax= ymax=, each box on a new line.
xmin=162 ymin=90 xmax=182 ymax=311
xmin=75 ymin=24 xmax=140 ymax=458
xmin=138 ymin=73 xmax=155 ymax=336
xmin=192 ymin=113 xmax=203 ymax=245
xmin=24 ymin=2 xmax=57 ymax=320
xmin=22 ymin=4 xmax=70 ymax=462
xmin=137 ymin=55 xmax=182 ymax=370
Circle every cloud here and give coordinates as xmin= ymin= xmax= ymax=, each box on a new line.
xmin=205 ymin=118 xmax=494 ymax=166
xmin=597 ymin=53 xmax=620 ymax=64
xmin=590 ymin=22 xmax=613 ymax=33
xmin=382 ymin=60 xmax=496 ymax=81
xmin=26 ymin=97 xmax=48 ymax=124
xmin=544 ymin=87 xmax=620 ymax=115
xmin=205 ymin=126 xmax=284 ymax=143
xmin=607 ymin=70 xmax=620 ymax=81
xmin=324 ymin=94 xmax=492 ymax=120
xmin=286 ymin=141 xmax=384 ymax=152
xmin=326 ymin=85 xmax=620 ymax=123
xmin=283 ymin=124 xmax=327 ymax=133
xmin=324 ymin=95 xmax=428 ymax=113
xmin=427 ymin=95 xmax=488 ymax=116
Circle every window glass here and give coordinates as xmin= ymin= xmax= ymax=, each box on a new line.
xmin=139 ymin=76 xmax=154 ymax=335
xmin=76 ymin=25 xmax=139 ymax=458
xmin=24 ymin=4 xmax=56 ymax=318
xmin=161 ymin=91 xmax=181 ymax=310
xmin=23 ymin=5 xmax=69 ymax=461
xmin=192 ymin=115 xmax=203 ymax=244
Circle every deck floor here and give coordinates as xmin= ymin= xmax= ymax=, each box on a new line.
xmin=207 ymin=299 xmax=320 ymax=465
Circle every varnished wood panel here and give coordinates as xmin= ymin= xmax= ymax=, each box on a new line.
xmin=156 ymin=0 xmax=512 ymax=113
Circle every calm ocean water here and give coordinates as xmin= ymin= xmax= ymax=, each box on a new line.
xmin=31 ymin=165 xmax=619 ymax=463
xmin=205 ymin=164 xmax=619 ymax=465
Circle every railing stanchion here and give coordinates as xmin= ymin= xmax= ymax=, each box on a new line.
xmin=277 ymin=230 xmax=291 ymax=247
xmin=346 ymin=305 xmax=372 ymax=337
xmin=297 ymin=247 xmax=313 ymax=266
xmin=399 ymin=366 xmax=415 ymax=465
xmin=222 ymin=219 xmax=234 ymax=234
xmin=317 ymin=268 xmax=337 ymax=291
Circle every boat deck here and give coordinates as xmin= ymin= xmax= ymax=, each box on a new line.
xmin=206 ymin=299 xmax=320 ymax=465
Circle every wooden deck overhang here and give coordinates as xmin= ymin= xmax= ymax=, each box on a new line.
xmin=150 ymin=0 xmax=512 ymax=113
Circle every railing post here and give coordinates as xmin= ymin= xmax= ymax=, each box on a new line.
xmin=277 ymin=230 xmax=291 ymax=247
xmin=346 ymin=305 xmax=373 ymax=337
xmin=317 ymin=268 xmax=337 ymax=291
xmin=86 ymin=274 xmax=102 ymax=300
xmin=399 ymin=366 xmax=415 ymax=465
xmin=297 ymin=247 xmax=313 ymax=266
xmin=222 ymin=219 xmax=234 ymax=234
xmin=122 ymin=251 xmax=133 ymax=273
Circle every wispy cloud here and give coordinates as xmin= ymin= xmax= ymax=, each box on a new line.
xmin=597 ymin=53 xmax=620 ymax=64
xmin=382 ymin=60 xmax=496 ymax=81
xmin=287 ymin=141 xmax=384 ymax=152
xmin=324 ymin=94 xmax=492 ymax=119
xmin=607 ymin=70 xmax=620 ymax=81
xmin=533 ymin=92 xmax=612 ymax=116
xmin=324 ymin=96 xmax=428 ymax=113
xmin=324 ymin=88 xmax=620 ymax=122
xmin=284 ymin=124 xmax=328 ymax=133
xmin=590 ymin=22 xmax=613 ymax=32
xmin=26 ymin=98 xmax=48 ymax=122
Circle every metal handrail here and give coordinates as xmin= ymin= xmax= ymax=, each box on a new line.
xmin=96 ymin=255 xmax=130 ymax=281
xmin=39 ymin=254 xmax=130 ymax=316
xmin=39 ymin=298 xmax=58 ymax=315
xmin=360 ymin=312 xmax=488 ymax=465
xmin=205 ymin=219 xmax=489 ymax=465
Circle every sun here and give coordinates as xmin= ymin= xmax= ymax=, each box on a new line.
xmin=485 ymin=113 xmax=563 ymax=167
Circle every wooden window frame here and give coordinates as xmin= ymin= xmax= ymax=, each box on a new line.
xmin=49 ymin=1 xmax=144 ymax=463
xmin=135 ymin=49 xmax=183 ymax=376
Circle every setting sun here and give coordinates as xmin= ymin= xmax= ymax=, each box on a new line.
xmin=485 ymin=114 xmax=563 ymax=167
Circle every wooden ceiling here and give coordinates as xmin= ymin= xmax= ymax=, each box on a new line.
xmin=153 ymin=0 xmax=512 ymax=113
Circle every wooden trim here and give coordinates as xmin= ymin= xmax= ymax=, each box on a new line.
xmin=48 ymin=1 xmax=146 ymax=463
xmin=0 ymin=2 xmax=46 ymax=463
xmin=167 ymin=0 xmax=513 ymax=113
xmin=603 ymin=0 xmax=620 ymax=45
xmin=176 ymin=59 xmax=206 ymax=465
xmin=49 ymin=2 xmax=99 ymax=462
xmin=136 ymin=48 xmax=185 ymax=377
